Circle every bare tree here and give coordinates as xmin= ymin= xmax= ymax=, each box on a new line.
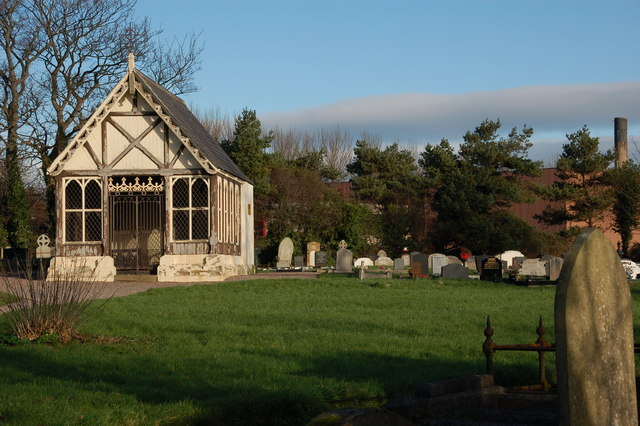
xmin=272 ymin=126 xmax=302 ymax=160
xmin=359 ymin=130 xmax=382 ymax=149
xmin=319 ymin=126 xmax=353 ymax=174
xmin=193 ymin=106 xmax=234 ymax=143
xmin=0 ymin=0 xmax=204 ymax=232
xmin=0 ymin=0 xmax=49 ymax=247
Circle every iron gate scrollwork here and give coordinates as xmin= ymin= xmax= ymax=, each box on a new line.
xmin=109 ymin=176 xmax=164 ymax=272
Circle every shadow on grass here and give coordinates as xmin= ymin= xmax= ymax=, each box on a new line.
xmin=0 ymin=342 xmax=542 ymax=425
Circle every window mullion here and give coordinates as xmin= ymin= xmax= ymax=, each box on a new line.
xmin=81 ymin=180 xmax=86 ymax=242
xmin=188 ymin=178 xmax=193 ymax=240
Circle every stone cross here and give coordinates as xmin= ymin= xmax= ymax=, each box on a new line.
xmin=555 ymin=228 xmax=638 ymax=425
xmin=35 ymin=234 xmax=53 ymax=259
xmin=338 ymin=240 xmax=348 ymax=250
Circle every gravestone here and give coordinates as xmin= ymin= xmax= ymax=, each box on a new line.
xmin=621 ymin=259 xmax=640 ymax=280
xmin=401 ymin=253 xmax=410 ymax=266
xmin=512 ymin=256 xmax=527 ymax=271
xmin=428 ymin=253 xmax=446 ymax=270
xmin=294 ymin=256 xmax=304 ymax=268
xmin=254 ymin=248 xmax=261 ymax=267
xmin=479 ymin=256 xmax=502 ymax=282
xmin=441 ymin=263 xmax=469 ymax=280
xmin=446 ymin=256 xmax=463 ymax=265
xmin=335 ymin=240 xmax=353 ymax=273
xmin=276 ymin=237 xmax=294 ymax=268
xmin=519 ymin=259 xmax=547 ymax=277
xmin=555 ymin=228 xmax=637 ymax=425
xmin=35 ymin=234 xmax=53 ymax=259
xmin=315 ymin=251 xmax=328 ymax=267
xmin=499 ymin=250 xmax=525 ymax=269
xmin=545 ymin=256 xmax=564 ymax=281
xmin=393 ymin=258 xmax=404 ymax=271
xmin=375 ymin=250 xmax=393 ymax=267
xmin=464 ymin=257 xmax=477 ymax=272
xmin=354 ymin=257 xmax=373 ymax=268
xmin=307 ymin=241 xmax=321 ymax=267
xmin=410 ymin=252 xmax=429 ymax=277
xmin=431 ymin=253 xmax=447 ymax=276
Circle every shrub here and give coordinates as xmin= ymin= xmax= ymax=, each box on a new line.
xmin=0 ymin=263 xmax=113 ymax=343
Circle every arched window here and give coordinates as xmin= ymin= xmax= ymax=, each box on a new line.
xmin=64 ymin=178 xmax=102 ymax=242
xmin=171 ymin=176 xmax=210 ymax=241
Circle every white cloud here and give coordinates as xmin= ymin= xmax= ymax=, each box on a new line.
xmin=261 ymin=81 xmax=640 ymax=163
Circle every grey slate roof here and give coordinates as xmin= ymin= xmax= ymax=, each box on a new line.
xmin=135 ymin=70 xmax=251 ymax=183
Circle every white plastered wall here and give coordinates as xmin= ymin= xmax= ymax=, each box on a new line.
xmin=241 ymin=181 xmax=255 ymax=268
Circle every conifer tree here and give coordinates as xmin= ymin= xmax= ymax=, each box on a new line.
xmin=420 ymin=119 xmax=542 ymax=254
xmin=605 ymin=162 xmax=640 ymax=255
xmin=536 ymin=125 xmax=614 ymax=229
xmin=220 ymin=108 xmax=274 ymax=198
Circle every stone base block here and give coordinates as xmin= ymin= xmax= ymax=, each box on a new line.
xmin=47 ymin=256 xmax=116 ymax=282
xmin=157 ymin=254 xmax=254 ymax=282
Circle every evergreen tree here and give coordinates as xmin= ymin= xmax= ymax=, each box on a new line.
xmin=221 ymin=108 xmax=273 ymax=198
xmin=346 ymin=140 xmax=421 ymax=255
xmin=5 ymin=159 xmax=31 ymax=248
xmin=536 ymin=125 xmax=614 ymax=229
xmin=420 ymin=119 xmax=542 ymax=254
xmin=605 ymin=161 xmax=640 ymax=256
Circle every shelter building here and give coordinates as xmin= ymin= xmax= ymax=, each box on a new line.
xmin=46 ymin=54 xmax=254 ymax=282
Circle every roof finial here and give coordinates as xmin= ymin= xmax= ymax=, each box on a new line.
xmin=128 ymin=52 xmax=135 ymax=94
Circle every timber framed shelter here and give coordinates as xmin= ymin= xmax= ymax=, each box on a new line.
xmin=46 ymin=54 xmax=254 ymax=282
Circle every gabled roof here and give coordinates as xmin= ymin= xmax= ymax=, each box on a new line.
xmin=134 ymin=70 xmax=250 ymax=182
xmin=48 ymin=62 xmax=250 ymax=183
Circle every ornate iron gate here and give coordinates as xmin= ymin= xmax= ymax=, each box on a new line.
xmin=109 ymin=177 xmax=164 ymax=272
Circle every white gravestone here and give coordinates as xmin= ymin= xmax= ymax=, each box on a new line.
xmin=621 ymin=259 xmax=640 ymax=280
xmin=431 ymin=253 xmax=447 ymax=276
xmin=374 ymin=250 xmax=393 ymax=267
xmin=518 ymin=259 xmax=547 ymax=277
xmin=354 ymin=257 xmax=373 ymax=268
xmin=276 ymin=237 xmax=294 ymax=268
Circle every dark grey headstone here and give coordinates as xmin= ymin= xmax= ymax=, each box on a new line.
xmin=442 ymin=263 xmax=469 ymax=280
xmin=315 ymin=251 xmax=328 ymax=267
xmin=480 ymin=256 xmax=502 ymax=282
xmin=410 ymin=252 xmax=429 ymax=277
xmin=393 ymin=258 xmax=404 ymax=271
xmin=294 ymin=256 xmax=304 ymax=268
xmin=336 ymin=246 xmax=353 ymax=273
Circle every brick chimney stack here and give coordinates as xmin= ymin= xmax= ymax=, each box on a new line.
xmin=614 ymin=117 xmax=628 ymax=168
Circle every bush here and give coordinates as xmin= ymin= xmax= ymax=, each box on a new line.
xmin=0 ymin=263 xmax=112 ymax=343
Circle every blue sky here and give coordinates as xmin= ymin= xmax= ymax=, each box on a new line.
xmin=136 ymin=0 xmax=640 ymax=164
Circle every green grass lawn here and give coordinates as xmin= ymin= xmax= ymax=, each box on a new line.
xmin=0 ymin=276 xmax=636 ymax=425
